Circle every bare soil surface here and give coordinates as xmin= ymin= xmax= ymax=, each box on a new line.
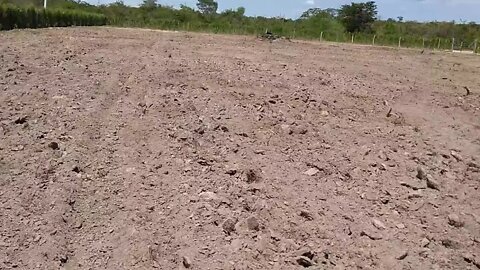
xmin=1 ymin=27 xmax=480 ymax=270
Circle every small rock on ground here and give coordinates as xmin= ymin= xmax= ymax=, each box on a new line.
xmin=421 ymin=238 xmax=430 ymax=247
xmin=246 ymin=216 xmax=260 ymax=231
xmin=426 ymin=175 xmax=440 ymax=190
xmin=299 ymin=209 xmax=314 ymax=221
xmin=222 ymin=218 xmax=238 ymax=234
xmin=416 ymin=167 xmax=427 ymax=180
xmin=450 ymin=151 xmax=463 ymax=161
xmin=225 ymin=169 xmax=237 ymax=175
xmin=296 ymin=256 xmax=315 ymax=267
xmin=48 ymin=141 xmax=59 ymax=150
xmin=304 ymin=168 xmax=320 ymax=176
xmin=372 ymin=219 xmax=386 ymax=230
xmin=199 ymin=191 xmax=219 ymax=201
xmin=182 ymin=256 xmax=192 ymax=268
xmin=447 ymin=214 xmax=464 ymax=227
xmin=360 ymin=230 xmax=383 ymax=240
xmin=245 ymin=169 xmax=261 ymax=183
xmin=396 ymin=251 xmax=408 ymax=260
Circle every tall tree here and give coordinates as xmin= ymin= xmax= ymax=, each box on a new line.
xmin=140 ymin=0 xmax=157 ymax=9
xmin=236 ymin=6 xmax=245 ymax=17
xmin=196 ymin=0 xmax=218 ymax=15
xmin=338 ymin=1 xmax=377 ymax=33
xmin=300 ymin=8 xmax=337 ymax=20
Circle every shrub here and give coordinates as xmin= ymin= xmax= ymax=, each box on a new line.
xmin=0 ymin=4 xmax=106 ymax=30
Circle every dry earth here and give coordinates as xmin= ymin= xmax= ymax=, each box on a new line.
xmin=1 ymin=27 xmax=480 ymax=270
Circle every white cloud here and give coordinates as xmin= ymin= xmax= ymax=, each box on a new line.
xmin=305 ymin=0 xmax=315 ymax=5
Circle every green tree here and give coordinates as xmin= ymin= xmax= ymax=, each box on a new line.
xmin=338 ymin=1 xmax=377 ymax=33
xmin=300 ymin=8 xmax=337 ymax=20
xmin=140 ymin=0 xmax=157 ymax=9
xmin=236 ymin=6 xmax=245 ymax=17
xmin=220 ymin=7 xmax=245 ymax=18
xmin=196 ymin=0 xmax=217 ymax=15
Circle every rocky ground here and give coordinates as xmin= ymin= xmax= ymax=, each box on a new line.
xmin=0 ymin=27 xmax=479 ymax=269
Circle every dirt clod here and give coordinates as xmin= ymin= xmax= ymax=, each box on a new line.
xmin=299 ymin=209 xmax=314 ymax=221
xmin=426 ymin=175 xmax=440 ymax=190
xmin=296 ymin=256 xmax=315 ymax=267
xmin=416 ymin=167 xmax=427 ymax=180
xmin=222 ymin=218 xmax=237 ymax=235
xmin=14 ymin=116 xmax=28 ymax=124
xmin=246 ymin=216 xmax=260 ymax=231
xmin=182 ymin=256 xmax=192 ymax=268
xmin=421 ymin=237 xmax=430 ymax=247
xmin=303 ymin=168 xmax=319 ymax=176
xmin=58 ymin=254 xmax=68 ymax=264
xmin=450 ymin=151 xmax=463 ymax=162
xmin=447 ymin=214 xmax=464 ymax=227
xmin=396 ymin=251 xmax=408 ymax=260
xmin=72 ymin=166 xmax=81 ymax=173
xmin=48 ymin=141 xmax=59 ymax=150
xmin=441 ymin=239 xmax=461 ymax=249
xmin=360 ymin=230 xmax=383 ymax=240
xmin=245 ymin=169 xmax=261 ymax=183
xmin=225 ymin=169 xmax=237 ymax=175
xmin=372 ymin=219 xmax=386 ymax=230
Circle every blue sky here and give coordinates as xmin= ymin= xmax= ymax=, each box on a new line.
xmin=88 ymin=0 xmax=479 ymax=22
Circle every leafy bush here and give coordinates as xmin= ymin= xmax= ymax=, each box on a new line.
xmin=0 ymin=4 xmax=106 ymax=30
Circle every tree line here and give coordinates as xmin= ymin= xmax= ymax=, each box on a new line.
xmin=1 ymin=0 xmax=479 ymax=51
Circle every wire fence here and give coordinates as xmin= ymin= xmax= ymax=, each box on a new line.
xmin=338 ymin=34 xmax=480 ymax=53
xmin=107 ymin=20 xmax=480 ymax=54
xmin=304 ymin=31 xmax=479 ymax=54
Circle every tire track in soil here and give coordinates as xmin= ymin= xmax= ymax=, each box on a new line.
xmin=61 ymin=38 xmax=164 ymax=268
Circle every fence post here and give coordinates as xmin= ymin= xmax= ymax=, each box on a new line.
xmin=437 ymin=38 xmax=441 ymax=50
xmin=372 ymin=35 xmax=376 ymax=46
xmin=351 ymin=34 xmax=354 ymax=43
xmin=398 ymin=37 xmax=401 ymax=48
xmin=451 ymin=38 xmax=455 ymax=52
xmin=460 ymin=41 xmax=463 ymax=51
xmin=475 ymin=39 xmax=478 ymax=54
xmin=422 ymin=38 xmax=425 ymax=48
xmin=320 ymin=31 xmax=323 ymax=42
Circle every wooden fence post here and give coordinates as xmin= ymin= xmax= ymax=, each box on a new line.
xmin=452 ymin=38 xmax=455 ymax=52
xmin=437 ymin=38 xmax=441 ymax=50
xmin=351 ymin=34 xmax=354 ymax=43
xmin=320 ymin=31 xmax=323 ymax=41
xmin=422 ymin=38 xmax=425 ymax=48
xmin=398 ymin=37 xmax=401 ymax=48
xmin=474 ymin=39 xmax=478 ymax=54
xmin=372 ymin=35 xmax=376 ymax=46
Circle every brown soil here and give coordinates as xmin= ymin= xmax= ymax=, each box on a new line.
xmin=1 ymin=27 xmax=479 ymax=270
